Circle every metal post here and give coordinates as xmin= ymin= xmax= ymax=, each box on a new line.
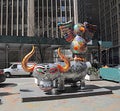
xmin=73 ymin=0 xmax=78 ymax=24
xmin=98 ymin=41 xmax=102 ymax=64
xmin=22 ymin=0 xmax=24 ymax=36
xmin=6 ymin=0 xmax=8 ymax=35
xmin=1 ymin=0 xmax=3 ymax=35
xmin=5 ymin=44 xmax=9 ymax=68
xmin=17 ymin=0 xmax=19 ymax=36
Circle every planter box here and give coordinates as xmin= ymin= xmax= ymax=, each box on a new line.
xmin=85 ymin=67 xmax=100 ymax=81
xmin=85 ymin=74 xmax=100 ymax=81
xmin=99 ymin=68 xmax=120 ymax=82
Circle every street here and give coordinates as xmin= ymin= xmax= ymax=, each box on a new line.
xmin=0 ymin=77 xmax=120 ymax=111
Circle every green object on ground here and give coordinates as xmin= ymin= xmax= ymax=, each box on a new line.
xmin=99 ymin=68 xmax=120 ymax=82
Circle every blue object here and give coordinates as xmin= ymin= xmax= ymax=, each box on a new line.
xmin=99 ymin=68 xmax=120 ymax=82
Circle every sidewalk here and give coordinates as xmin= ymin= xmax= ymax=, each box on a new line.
xmin=0 ymin=78 xmax=120 ymax=111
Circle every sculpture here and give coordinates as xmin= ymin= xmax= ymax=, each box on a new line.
xmin=22 ymin=20 xmax=97 ymax=94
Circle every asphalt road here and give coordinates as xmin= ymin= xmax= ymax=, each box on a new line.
xmin=0 ymin=77 xmax=120 ymax=111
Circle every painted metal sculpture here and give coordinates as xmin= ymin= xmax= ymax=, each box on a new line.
xmin=22 ymin=21 xmax=96 ymax=94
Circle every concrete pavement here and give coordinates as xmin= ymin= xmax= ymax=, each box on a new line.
xmin=0 ymin=77 xmax=120 ymax=111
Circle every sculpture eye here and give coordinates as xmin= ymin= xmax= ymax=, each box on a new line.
xmin=49 ymin=67 xmax=58 ymax=74
xmin=36 ymin=66 xmax=45 ymax=74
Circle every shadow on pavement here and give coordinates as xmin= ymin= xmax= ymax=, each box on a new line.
xmin=7 ymin=75 xmax=33 ymax=78
xmin=0 ymin=83 xmax=17 ymax=88
xmin=103 ymin=85 xmax=120 ymax=91
xmin=20 ymin=89 xmax=34 ymax=92
xmin=0 ymin=92 xmax=19 ymax=96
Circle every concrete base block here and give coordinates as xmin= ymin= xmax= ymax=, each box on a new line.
xmin=20 ymin=85 xmax=112 ymax=102
xmin=0 ymin=97 xmax=2 ymax=103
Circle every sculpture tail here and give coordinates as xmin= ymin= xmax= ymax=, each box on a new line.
xmin=21 ymin=46 xmax=36 ymax=72
xmin=57 ymin=48 xmax=70 ymax=73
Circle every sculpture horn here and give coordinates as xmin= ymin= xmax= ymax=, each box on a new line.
xmin=57 ymin=48 xmax=70 ymax=72
xmin=22 ymin=45 xmax=36 ymax=72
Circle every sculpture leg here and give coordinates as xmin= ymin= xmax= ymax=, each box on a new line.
xmin=80 ymin=78 xmax=85 ymax=90
xmin=51 ymin=79 xmax=58 ymax=94
xmin=53 ymin=79 xmax=58 ymax=88
xmin=57 ymin=77 xmax=65 ymax=91
xmin=71 ymin=82 xmax=78 ymax=87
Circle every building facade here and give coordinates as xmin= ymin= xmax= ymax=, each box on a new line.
xmin=77 ymin=0 xmax=99 ymax=26
xmin=0 ymin=0 xmax=77 ymax=37
xmin=76 ymin=0 xmax=120 ymax=65
xmin=99 ymin=0 xmax=120 ymax=65
xmin=77 ymin=0 xmax=100 ymax=63
xmin=0 ymin=0 xmax=77 ymax=68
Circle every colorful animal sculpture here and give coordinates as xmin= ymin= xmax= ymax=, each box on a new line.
xmin=21 ymin=20 xmax=96 ymax=94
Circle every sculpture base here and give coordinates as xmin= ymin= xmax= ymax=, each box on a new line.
xmin=20 ymin=85 xmax=112 ymax=102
